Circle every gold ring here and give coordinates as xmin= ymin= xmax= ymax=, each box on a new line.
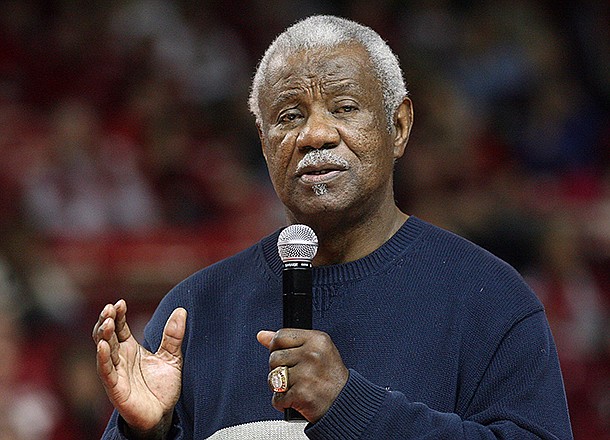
xmin=268 ymin=366 xmax=289 ymax=393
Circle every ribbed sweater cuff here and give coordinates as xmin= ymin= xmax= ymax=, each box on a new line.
xmin=116 ymin=412 xmax=183 ymax=440
xmin=305 ymin=369 xmax=388 ymax=440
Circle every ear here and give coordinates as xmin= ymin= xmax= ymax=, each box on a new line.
xmin=392 ymin=97 xmax=413 ymax=160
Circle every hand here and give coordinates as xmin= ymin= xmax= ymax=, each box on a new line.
xmin=92 ymin=299 xmax=187 ymax=436
xmin=257 ymin=329 xmax=349 ymax=423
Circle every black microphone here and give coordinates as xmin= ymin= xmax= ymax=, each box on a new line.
xmin=277 ymin=224 xmax=318 ymax=421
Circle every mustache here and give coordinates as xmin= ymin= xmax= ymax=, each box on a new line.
xmin=296 ymin=149 xmax=349 ymax=174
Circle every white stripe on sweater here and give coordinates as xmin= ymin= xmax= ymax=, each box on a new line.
xmin=206 ymin=420 xmax=308 ymax=439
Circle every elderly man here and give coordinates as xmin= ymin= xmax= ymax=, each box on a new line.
xmin=94 ymin=15 xmax=573 ymax=439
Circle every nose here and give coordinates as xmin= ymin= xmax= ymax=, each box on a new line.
xmin=296 ymin=109 xmax=340 ymax=151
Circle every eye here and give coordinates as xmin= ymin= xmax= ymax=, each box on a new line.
xmin=277 ymin=109 xmax=302 ymax=125
xmin=334 ymin=102 xmax=359 ymax=114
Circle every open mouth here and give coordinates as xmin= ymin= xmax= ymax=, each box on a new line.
xmin=308 ymin=169 xmax=336 ymax=175
xmin=295 ymin=150 xmax=350 ymax=184
xmin=299 ymin=168 xmax=344 ymax=184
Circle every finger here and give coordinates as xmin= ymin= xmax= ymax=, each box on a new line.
xmin=268 ymin=328 xmax=308 ymax=351
xmin=271 ymin=387 xmax=312 ymax=419
xmin=92 ymin=303 xmax=116 ymax=343
xmin=269 ymin=347 xmax=300 ymax=370
xmin=157 ymin=307 xmax=187 ymax=359
xmin=113 ymin=299 xmax=132 ymax=343
xmin=106 ymin=319 xmax=122 ymax=367
xmin=94 ymin=314 xmax=122 ymax=367
xmin=96 ymin=315 xmax=122 ymax=367
xmin=271 ymin=390 xmax=293 ymax=413
xmin=256 ymin=330 xmax=276 ymax=349
xmin=96 ymin=339 xmax=119 ymax=389
xmin=266 ymin=329 xmax=310 ymax=370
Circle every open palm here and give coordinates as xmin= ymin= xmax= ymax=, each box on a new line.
xmin=94 ymin=300 xmax=187 ymax=433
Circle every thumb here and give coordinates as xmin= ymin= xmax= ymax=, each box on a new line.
xmin=157 ymin=307 xmax=187 ymax=358
xmin=256 ymin=330 xmax=276 ymax=349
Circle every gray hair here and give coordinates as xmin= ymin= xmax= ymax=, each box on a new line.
xmin=248 ymin=15 xmax=408 ymax=131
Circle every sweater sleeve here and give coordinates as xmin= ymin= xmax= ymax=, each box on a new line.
xmin=100 ymin=410 xmax=184 ymax=440
xmin=305 ymin=310 xmax=573 ymax=440
xmin=99 ymin=410 xmax=128 ymax=440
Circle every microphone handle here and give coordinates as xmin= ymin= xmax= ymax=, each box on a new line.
xmin=282 ymin=262 xmax=312 ymax=421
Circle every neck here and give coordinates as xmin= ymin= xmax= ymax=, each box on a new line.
xmin=289 ymin=205 xmax=408 ymax=266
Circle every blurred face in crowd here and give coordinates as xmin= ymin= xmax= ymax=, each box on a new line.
xmin=257 ymin=42 xmax=412 ymax=226
xmin=0 ymin=310 xmax=19 ymax=391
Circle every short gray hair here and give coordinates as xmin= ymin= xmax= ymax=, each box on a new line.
xmin=248 ymin=15 xmax=408 ymax=131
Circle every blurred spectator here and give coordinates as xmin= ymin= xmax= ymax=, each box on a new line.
xmin=0 ymin=269 xmax=110 ymax=440
xmin=526 ymin=215 xmax=610 ymax=438
xmin=0 ymin=103 xmax=46 ymax=233
xmin=515 ymin=72 xmax=605 ymax=174
xmin=0 ymin=273 xmax=59 ymax=440
xmin=109 ymin=0 xmax=250 ymax=107
xmin=51 ymin=339 xmax=112 ymax=440
xmin=20 ymin=99 xmax=161 ymax=237
xmin=0 ymin=230 xmax=111 ymax=439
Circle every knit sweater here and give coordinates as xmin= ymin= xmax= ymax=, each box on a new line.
xmin=101 ymin=216 xmax=573 ymax=439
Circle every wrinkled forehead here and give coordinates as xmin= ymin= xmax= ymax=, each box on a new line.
xmin=265 ymin=41 xmax=374 ymax=83
xmin=259 ymin=43 xmax=381 ymax=116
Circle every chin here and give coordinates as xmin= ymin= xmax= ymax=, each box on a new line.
xmin=285 ymin=183 xmax=362 ymax=217
xmin=288 ymin=199 xmax=354 ymax=224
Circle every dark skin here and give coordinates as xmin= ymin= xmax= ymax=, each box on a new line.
xmin=93 ymin=300 xmax=186 ymax=439
xmin=93 ymin=41 xmax=413 ymax=435
xmin=258 ymin=43 xmax=412 ymax=265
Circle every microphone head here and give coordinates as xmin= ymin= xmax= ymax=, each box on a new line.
xmin=277 ymin=224 xmax=318 ymax=263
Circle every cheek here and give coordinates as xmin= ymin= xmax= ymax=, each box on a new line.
xmin=352 ymin=124 xmax=387 ymax=165
xmin=350 ymin=131 xmax=395 ymax=185
xmin=265 ymin=134 xmax=295 ymax=182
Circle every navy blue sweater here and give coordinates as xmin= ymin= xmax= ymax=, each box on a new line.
xmin=102 ymin=216 xmax=573 ymax=439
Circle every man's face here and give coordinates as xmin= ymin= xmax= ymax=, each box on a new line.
xmin=258 ymin=43 xmax=408 ymax=224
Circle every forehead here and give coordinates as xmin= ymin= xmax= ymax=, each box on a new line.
xmin=261 ymin=43 xmax=381 ymax=110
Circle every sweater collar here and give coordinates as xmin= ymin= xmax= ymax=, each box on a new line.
xmin=261 ymin=216 xmax=425 ymax=286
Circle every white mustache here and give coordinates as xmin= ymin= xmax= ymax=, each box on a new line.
xmin=296 ymin=150 xmax=349 ymax=174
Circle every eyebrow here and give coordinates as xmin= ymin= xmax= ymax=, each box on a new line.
xmin=271 ymin=89 xmax=302 ymax=110
xmin=271 ymin=80 xmax=363 ymax=111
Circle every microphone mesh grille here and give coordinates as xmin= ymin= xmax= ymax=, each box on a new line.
xmin=277 ymin=224 xmax=318 ymax=262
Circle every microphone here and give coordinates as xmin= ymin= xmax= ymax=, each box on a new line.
xmin=277 ymin=224 xmax=318 ymax=421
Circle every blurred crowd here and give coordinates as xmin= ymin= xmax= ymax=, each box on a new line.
xmin=0 ymin=1 xmax=608 ymax=438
